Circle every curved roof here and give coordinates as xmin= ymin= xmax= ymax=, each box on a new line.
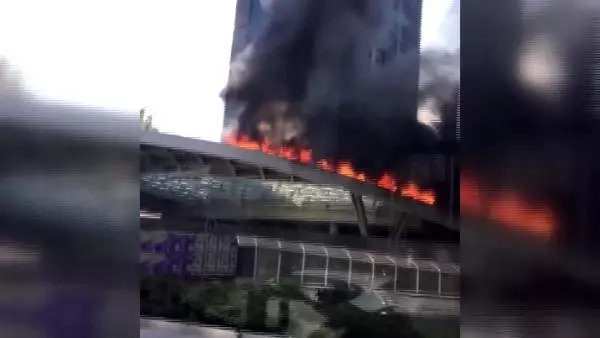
xmin=141 ymin=173 xmax=397 ymax=224
xmin=140 ymin=131 xmax=456 ymax=230
xmin=142 ymin=173 xmax=382 ymax=207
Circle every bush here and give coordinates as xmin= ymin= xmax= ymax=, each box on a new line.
xmin=141 ymin=277 xmax=425 ymax=338
xmin=326 ymin=304 xmax=422 ymax=338
xmin=140 ymin=276 xmax=187 ymax=318
xmin=245 ymin=289 xmax=268 ymax=330
xmin=184 ymin=281 xmax=244 ymax=326
xmin=314 ymin=283 xmax=423 ymax=338
xmin=140 ymin=277 xmax=303 ymax=332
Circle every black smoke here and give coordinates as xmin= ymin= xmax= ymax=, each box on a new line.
xmin=222 ymin=0 xmax=455 ymax=190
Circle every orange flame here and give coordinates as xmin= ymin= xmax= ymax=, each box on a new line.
xmin=460 ymin=173 xmax=556 ymax=239
xmin=224 ymin=133 xmax=556 ymax=239
xmin=224 ymin=133 xmax=437 ymax=205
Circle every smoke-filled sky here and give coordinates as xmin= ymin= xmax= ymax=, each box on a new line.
xmin=0 ymin=0 xmax=454 ymax=142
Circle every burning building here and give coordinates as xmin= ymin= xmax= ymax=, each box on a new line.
xmin=220 ymin=0 xmax=600 ymax=252
xmin=221 ymin=0 xmax=463 ymax=227
xmin=219 ymin=0 xmax=563 ymax=241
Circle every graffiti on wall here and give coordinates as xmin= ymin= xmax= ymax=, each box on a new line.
xmin=140 ymin=231 xmax=239 ymax=277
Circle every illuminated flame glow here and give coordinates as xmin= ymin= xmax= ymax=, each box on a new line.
xmin=224 ymin=134 xmax=436 ymax=205
xmin=461 ymin=174 xmax=556 ymax=239
xmin=225 ymin=134 xmax=556 ymax=239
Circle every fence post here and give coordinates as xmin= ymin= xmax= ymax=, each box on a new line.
xmin=300 ymin=244 xmax=306 ymax=286
xmin=345 ymin=249 xmax=352 ymax=286
xmin=253 ymin=238 xmax=258 ymax=282
xmin=323 ymin=246 xmax=329 ymax=287
xmin=276 ymin=241 xmax=282 ymax=284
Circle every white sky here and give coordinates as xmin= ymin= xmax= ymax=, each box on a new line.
xmin=0 ymin=0 xmax=452 ymax=142
xmin=421 ymin=0 xmax=455 ymax=50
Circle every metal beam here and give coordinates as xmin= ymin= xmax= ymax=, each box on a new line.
xmin=389 ymin=212 xmax=408 ymax=249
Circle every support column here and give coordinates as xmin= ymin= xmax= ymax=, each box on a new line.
xmin=389 ymin=213 xmax=408 ymax=250
xmin=350 ymin=192 xmax=368 ymax=237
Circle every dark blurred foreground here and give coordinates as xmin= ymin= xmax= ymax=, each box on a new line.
xmin=461 ymin=0 xmax=600 ymax=336
xmin=0 ymin=71 xmax=139 ymax=337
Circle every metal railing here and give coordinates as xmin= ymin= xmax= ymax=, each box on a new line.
xmin=238 ymin=235 xmax=459 ymax=298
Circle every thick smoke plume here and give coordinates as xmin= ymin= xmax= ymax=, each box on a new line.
xmin=223 ymin=0 xmax=457 ymax=189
